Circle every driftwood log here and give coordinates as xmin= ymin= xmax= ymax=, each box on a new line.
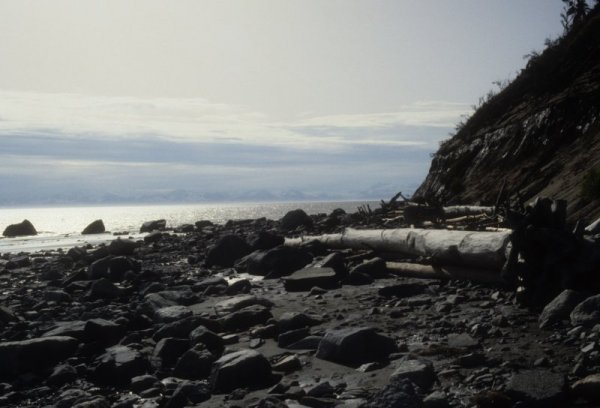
xmin=386 ymin=262 xmax=503 ymax=285
xmin=285 ymin=228 xmax=512 ymax=270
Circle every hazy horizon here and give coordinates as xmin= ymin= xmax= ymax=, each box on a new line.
xmin=0 ymin=0 xmax=566 ymax=206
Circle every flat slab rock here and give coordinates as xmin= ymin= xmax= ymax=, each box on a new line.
xmin=315 ymin=327 xmax=398 ymax=366
xmin=283 ymin=267 xmax=338 ymax=291
xmin=210 ymin=349 xmax=272 ymax=393
xmin=214 ymin=295 xmax=274 ymax=315
xmin=505 ymin=370 xmax=567 ymax=405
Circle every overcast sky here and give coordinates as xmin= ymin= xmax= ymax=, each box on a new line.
xmin=0 ymin=0 xmax=565 ymax=205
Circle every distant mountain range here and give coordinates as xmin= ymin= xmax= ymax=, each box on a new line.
xmin=0 ymin=183 xmax=420 ymax=207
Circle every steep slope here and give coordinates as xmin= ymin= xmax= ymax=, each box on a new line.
xmin=414 ymin=7 xmax=600 ymax=223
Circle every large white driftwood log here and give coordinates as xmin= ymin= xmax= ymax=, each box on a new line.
xmin=285 ymin=228 xmax=512 ymax=270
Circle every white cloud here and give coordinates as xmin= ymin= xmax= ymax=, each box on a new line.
xmin=0 ymin=90 xmax=469 ymax=149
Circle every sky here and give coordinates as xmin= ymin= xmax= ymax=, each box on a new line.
xmin=0 ymin=0 xmax=566 ymax=205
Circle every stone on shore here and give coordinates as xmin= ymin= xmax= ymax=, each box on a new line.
xmin=244 ymin=246 xmax=313 ymax=277
xmin=316 ymin=327 xmax=398 ymax=366
xmin=572 ymin=373 xmax=600 ymax=403
xmin=362 ymin=378 xmax=422 ymax=408
xmin=505 ymin=370 xmax=566 ymax=406
xmin=390 ymin=358 xmax=436 ymax=389
xmin=140 ymin=219 xmax=166 ymax=233
xmin=210 ymin=349 xmax=272 ymax=393
xmin=3 ymin=219 xmax=37 ymax=237
xmin=92 ymin=345 xmax=149 ymax=386
xmin=279 ymin=209 xmax=313 ymax=231
xmin=539 ymin=289 xmax=587 ymax=328
xmin=283 ymin=267 xmax=338 ymax=291
xmin=205 ymin=235 xmax=252 ymax=267
xmin=82 ymin=219 xmax=106 ymax=235
xmin=0 ymin=336 xmax=79 ymax=379
xmin=571 ymin=294 xmax=600 ymax=326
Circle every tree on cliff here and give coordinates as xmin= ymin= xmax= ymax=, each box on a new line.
xmin=562 ymin=0 xmax=591 ymax=30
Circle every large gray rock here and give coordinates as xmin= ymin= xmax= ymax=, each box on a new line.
xmin=205 ymin=235 xmax=252 ymax=267
xmin=210 ymin=349 xmax=272 ymax=393
xmin=316 ymin=327 xmax=398 ymax=366
xmin=539 ymin=289 xmax=587 ymax=328
xmin=92 ymin=345 xmax=149 ymax=386
xmin=505 ymin=370 xmax=566 ymax=406
xmin=571 ymin=294 xmax=600 ymax=326
xmin=0 ymin=336 xmax=79 ymax=379
xmin=3 ymin=219 xmax=37 ymax=237
xmin=283 ymin=267 xmax=338 ymax=291
xmin=391 ymin=358 xmax=436 ymax=389
xmin=82 ymin=219 xmax=105 ymax=235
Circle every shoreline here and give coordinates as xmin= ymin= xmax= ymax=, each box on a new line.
xmin=0 ymin=202 xmax=598 ymax=406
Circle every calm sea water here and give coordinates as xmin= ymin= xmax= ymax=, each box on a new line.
xmin=0 ymin=201 xmax=376 ymax=254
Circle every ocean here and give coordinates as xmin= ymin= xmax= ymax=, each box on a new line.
xmin=0 ymin=201 xmax=377 ymax=254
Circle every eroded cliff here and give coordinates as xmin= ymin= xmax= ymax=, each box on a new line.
xmin=415 ymin=6 xmax=600 ymax=223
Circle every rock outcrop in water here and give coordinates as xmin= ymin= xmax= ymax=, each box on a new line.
xmin=415 ymin=5 xmax=600 ymax=223
xmin=2 ymin=219 xmax=37 ymax=237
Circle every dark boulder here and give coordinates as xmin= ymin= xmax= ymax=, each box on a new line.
xmin=205 ymin=235 xmax=252 ymax=267
xmin=108 ymin=238 xmax=139 ymax=256
xmin=276 ymin=312 xmax=321 ymax=333
xmin=87 ymin=278 xmax=122 ymax=299
xmin=315 ymin=327 xmax=398 ymax=366
xmin=144 ymin=231 xmax=164 ymax=243
xmin=539 ymin=289 xmax=587 ymax=329
xmin=84 ymin=318 xmax=125 ymax=346
xmin=219 ymin=305 xmax=273 ymax=332
xmin=47 ymin=363 xmax=78 ymax=387
xmin=92 ymin=345 xmax=149 ymax=386
xmin=189 ymin=326 xmax=224 ymax=354
xmin=244 ymin=246 xmax=313 ymax=277
xmin=173 ymin=346 xmax=215 ymax=380
xmin=362 ymin=378 xmax=422 ymax=408
xmin=140 ymin=219 xmax=166 ymax=233
xmin=571 ymin=294 xmax=600 ymax=326
xmin=249 ymin=230 xmax=285 ymax=250
xmin=210 ymin=349 xmax=272 ymax=393
xmin=82 ymin=220 xmax=105 ymax=235
xmin=3 ymin=219 xmax=37 ymax=237
xmin=0 ymin=336 xmax=79 ymax=379
xmin=165 ymin=380 xmax=211 ymax=408
xmin=152 ymin=337 xmax=190 ymax=369
xmin=279 ymin=209 xmax=313 ymax=231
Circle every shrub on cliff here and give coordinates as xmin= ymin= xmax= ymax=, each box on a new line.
xmin=581 ymin=165 xmax=600 ymax=202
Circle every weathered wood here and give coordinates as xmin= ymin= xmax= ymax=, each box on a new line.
xmin=442 ymin=206 xmax=495 ymax=218
xmin=386 ymin=262 xmax=504 ymax=285
xmin=285 ymin=228 xmax=511 ymax=270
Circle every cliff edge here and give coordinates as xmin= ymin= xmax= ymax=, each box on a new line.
xmin=414 ymin=5 xmax=600 ymax=223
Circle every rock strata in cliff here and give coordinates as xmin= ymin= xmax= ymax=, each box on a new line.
xmin=415 ymin=6 xmax=600 ymax=223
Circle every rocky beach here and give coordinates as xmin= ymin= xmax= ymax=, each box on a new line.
xmin=2 ymin=198 xmax=600 ymax=408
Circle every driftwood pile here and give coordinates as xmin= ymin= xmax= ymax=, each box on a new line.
xmin=291 ymin=193 xmax=600 ymax=307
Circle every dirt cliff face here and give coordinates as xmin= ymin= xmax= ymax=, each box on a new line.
xmin=414 ymin=8 xmax=600 ymax=223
